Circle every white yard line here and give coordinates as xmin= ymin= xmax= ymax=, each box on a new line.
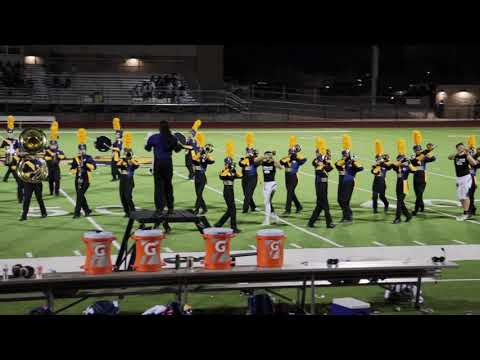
xmin=25 ymin=252 xmax=33 ymax=258
xmin=413 ymin=241 xmax=427 ymax=246
xmin=173 ymin=171 xmax=343 ymax=247
xmin=428 ymin=171 xmax=457 ymax=180
xmin=248 ymin=245 xmax=257 ymax=250
xmin=372 ymin=241 xmax=386 ymax=247
xmin=58 ymin=188 xmax=121 ymax=250
xmin=289 ymin=243 xmax=303 ymax=249
xmin=452 ymin=240 xmax=467 ymax=245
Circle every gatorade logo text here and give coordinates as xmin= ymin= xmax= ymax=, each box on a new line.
xmin=143 ymin=241 xmax=159 ymax=256
xmin=267 ymin=240 xmax=280 ymax=259
xmin=215 ymin=240 xmax=227 ymax=253
xmin=94 ymin=245 xmax=106 ymax=256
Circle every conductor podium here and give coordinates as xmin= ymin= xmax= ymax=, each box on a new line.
xmin=115 ymin=209 xmax=211 ymax=271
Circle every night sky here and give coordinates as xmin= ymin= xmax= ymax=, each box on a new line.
xmin=224 ymin=44 xmax=480 ymax=88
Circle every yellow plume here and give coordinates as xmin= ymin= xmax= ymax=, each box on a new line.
xmin=123 ymin=131 xmax=133 ymax=150
xmin=112 ymin=117 xmax=121 ymax=131
xmin=397 ymin=138 xmax=406 ymax=155
xmin=342 ymin=134 xmax=352 ymax=150
xmin=374 ymin=139 xmax=384 ymax=156
xmin=315 ymin=137 xmax=327 ymax=155
xmin=192 ymin=119 xmax=202 ymax=131
xmin=289 ymin=136 xmax=297 ymax=148
xmin=77 ymin=128 xmax=87 ymax=145
xmin=467 ymin=135 xmax=477 ymax=149
xmin=7 ymin=115 xmax=15 ymax=130
xmin=226 ymin=141 xmax=234 ymax=158
xmin=196 ymin=131 xmax=206 ymax=147
xmin=412 ymin=130 xmax=422 ymax=146
xmin=245 ymin=132 xmax=254 ymax=148
xmin=50 ymin=120 xmax=59 ymax=141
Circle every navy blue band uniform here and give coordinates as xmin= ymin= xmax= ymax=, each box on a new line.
xmin=8 ymin=152 xmax=24 ymax=203
xmin=391 ymin=157 xmax=415 ymax=223
xmin=70 ymin=154 xmax=97 ymax=218
xmin=280 ymin=149 xmax=306 ymax=214
xmin=45 ymin=148 xmax=65 ymax=196
xmin=116 ymin=156 xmax=139 ymax=217
xmin=308 ymin=155 xmax=335 ymax=228
xmin=192 ymin=150 xmax=215 ymax=214
xmin=371 ymin=157 xmax=392 ymax=213
xmin=20 ymin=158 xmax=47 ymax=221
xmin=468 ymin=149 xmax=480 ymax=215
xmin=337 ymin=156 xmax=363 ymax=222
xmin=410 ymin=148 xmax=436 ymax=215
xmin=214 ymin=161 xmax=242 ymax=232
xmin=239 ymin=153 xmax=258 ymax=213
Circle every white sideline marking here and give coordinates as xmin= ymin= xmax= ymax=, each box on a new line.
xmin=452 ymin=240 xmax=467 ymax=245
xmin=25 ymin=252 xmax=33 ymax=258
xmin=73 ymin=250 xmax=82 ymax=256
xmin=413 ymin=241 xmax=426 ymax=246
xmin=290 ymin=243 xmax=303 ymax=249
xmin=428 ymin=171 xmax=456 ymax=180
xmin=163 ymin=247 xmax=173 ymax=253
xmin=372 ymin=241 xmax=386 ymax=247
xmin=248 ymin=245 xmax=257 ymax=250
xmin=173 ymin=171 xmax=343 ymax=248
xmin=59 ymin=188 xmax=104 ymax=231
xmin=59 ymin=188 xmax=120 ymax=250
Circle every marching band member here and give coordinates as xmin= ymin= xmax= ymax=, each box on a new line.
xmin=448 ymin=142 xmax=478 ymax=221
xmin=467 ymin=135 xmax=479 ymax=215
xmin=9 ymin=147 xmax=24 ymax=203
xmin=186 ymin=120 xmax=202 ymax=180
xmin=117 ymin=132 xmax=139 ymax=217
xmin=410 ymin=130 xmax=436 ymax=215
xmin=337 ymin=135 xmax=363 ymax=223
xmin=192 ymin=131 xmax=215 ymax=215
xmin=239 ymin=132 xmax=259 ymax=213
xmin=257 ymin=150 xmax=282 ymax=226
xmin=280 ymin=136 xmax=306 ymax=215
xmin=371 ymin=139 xmax=392 ymax=214
xmin=308 ymin=138 xmax=335 ymax=229
xmin=111 ymin=117 xmax=123 ymax=181
xmin=44 ymin=120 xmax=65 ymax=196
xmin=1 ymin=115 xmax=18 ymax=182
xmin=71 ymin=128 xmax=97 ymax=219
xmin=335 ymin=134 xmax=351 ymax=210
xmin=19 ymin=156 xmax=48 ymax=221
xmin=214 ymin=141 xmax=242 ymax=233
xmin=391 ymin=139 xmax=415 ymax=224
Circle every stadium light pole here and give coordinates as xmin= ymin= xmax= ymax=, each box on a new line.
xmin=371 ymin=44 xmax=379 ymax=107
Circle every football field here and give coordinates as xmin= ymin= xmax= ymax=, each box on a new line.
xmin=1 ymin=126 xmax=480 ymax=314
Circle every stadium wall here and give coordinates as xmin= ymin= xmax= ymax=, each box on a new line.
xmin=6 ymin=112 xmax=479 ymax=129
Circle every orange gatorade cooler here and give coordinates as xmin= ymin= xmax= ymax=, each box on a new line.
xmin=82 ymin=231 xmax=116 ymax=275
xmin=132 ymin=229 xmax=165 ymax=272
xmin=202 ymin=227 xmax=235 ymax=270
xmin=256 ymin=229 xmax=285 ymax=268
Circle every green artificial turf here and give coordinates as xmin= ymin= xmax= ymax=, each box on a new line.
xmin=0 ymin=127 xmax=479 ymax=314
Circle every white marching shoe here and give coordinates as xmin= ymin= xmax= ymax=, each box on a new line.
xmin=271 ymin=213 xmax=279 ymax=224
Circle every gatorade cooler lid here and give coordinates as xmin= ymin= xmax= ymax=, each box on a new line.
xmin=256 ymin=229 xmax=284 ymax=237
xmin=134 ymin=229 xmax=164 ymax=237
xmin=83 ymin=231 xmax=114 ymax=239
xmin=203 ymin=227 xmax=234 ymax=235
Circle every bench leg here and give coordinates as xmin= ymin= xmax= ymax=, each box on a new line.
xmin=115 ymin=218 xmax=134 ymax=270
xmin=415 ymin=276 xmax=422 ymax=309
xmin=310 ymin=274 xmax=316 ymax=315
